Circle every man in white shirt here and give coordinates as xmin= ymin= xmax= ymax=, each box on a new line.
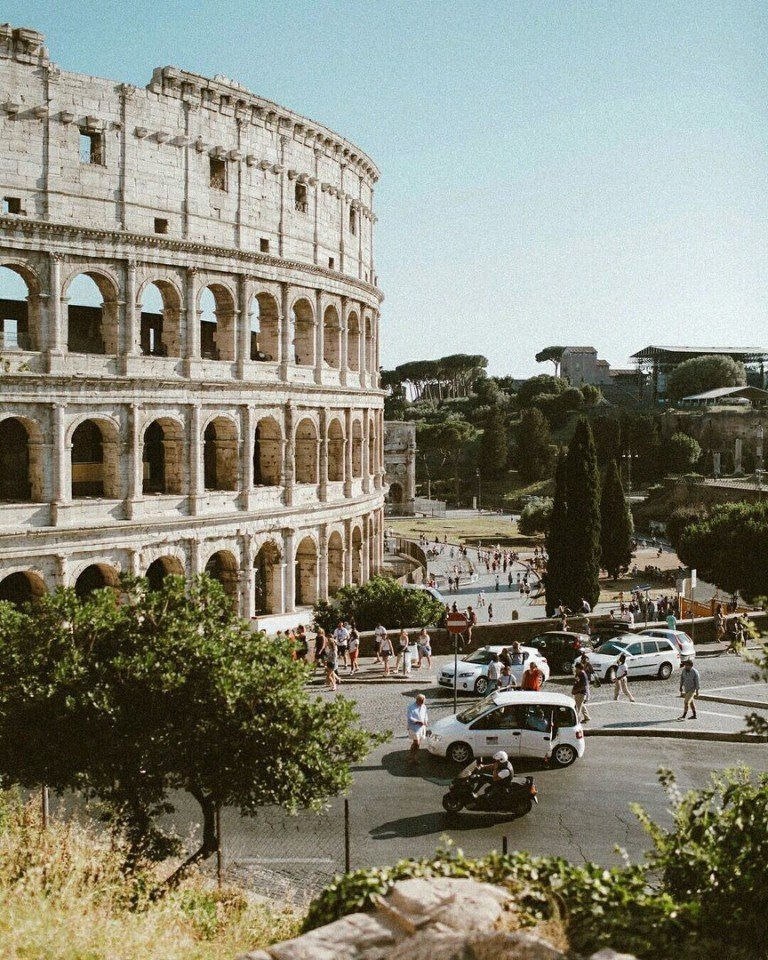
xmin=406 ymin=694 xmax=429 ymax=764
xmin=373 ymin=622 xmax=387 ymax=663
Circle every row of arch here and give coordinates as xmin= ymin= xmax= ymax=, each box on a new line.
xmin=0 ymin=263 xmax=378 ymax=371
xmin=0 ymin=520 xmax=382 ymax=617
xmin=0 ymin=410 xmax=381 ymax=502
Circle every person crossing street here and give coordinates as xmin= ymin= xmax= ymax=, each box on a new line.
xmin=677 ymin=659 xmax=700 ymax=720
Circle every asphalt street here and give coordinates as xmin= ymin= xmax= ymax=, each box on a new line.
xmin=168 ymin=652 xmax=768 ymax=902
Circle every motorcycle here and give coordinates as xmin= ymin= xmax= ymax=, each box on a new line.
xmin=441 ymin=761 xmax=538 ymax=816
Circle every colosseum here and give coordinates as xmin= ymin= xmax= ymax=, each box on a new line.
xmin=0 ymin=25 xmax=385 ymax=626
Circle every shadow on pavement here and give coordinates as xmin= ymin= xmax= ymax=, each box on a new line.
xmin=371 ymin=809 xmax=521 ymax=840
xmin=380 ymin=749 xmax=454 ymax=784
xmin=599 ymin=718 xmax=681 ymax=729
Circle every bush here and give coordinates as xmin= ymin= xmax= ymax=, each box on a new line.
xmin=666 ymin=506 xmax=704 ymax=551
xmin=518 ymin=496 xmax=553 ymax=536
xmin=313 ymin=576 xmax=445 ymax=632
xmin=664 ymin=432 xmax=701 ymax=474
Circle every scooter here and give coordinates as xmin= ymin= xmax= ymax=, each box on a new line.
xmin=441 ymin=761 xmax=538 ymax=816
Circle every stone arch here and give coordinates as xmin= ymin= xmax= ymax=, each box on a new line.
xmin=254 ymin=416 xmax=281 ymax=486
xmin=0 ymin=415 xmax=43 ymax=502
xmin=327 ymin=530 xmax=344 ymax=595
xmin=0 ymin=569 xmax=46 ymax=607
xmin=327 ymin=418 xmax=345 ymax=482
xmin=254 ymin=539 xmax=282 ymax=615
xmin=142 ymin=417 xmax=184 ymax=495
xmin=388 ymin=481 xmax=403 ymax=504
xmin=203 ymin=416 xmax=239 ymax=491
xmin=64 ymin=270 xmax=120 ymax=355
xmin=295 ymin=417 xmax=318 ymax=484
xmin=346 ymin=310 xmax=360 ymax=372
xmin=294 ymin=535 xmax=318 ymax=606
xmin=145 ymin=555 xmax=185 ymax=591
xmin=74 ymin=562 xmax=120 ymax=599
xmin=70 ymin=417 xmax=120 ymax=499
xmin=138 ymin=278 xmax=182 ymax=357
xmin=323 ymin=304 xmax=341 ymax=368
xmin=351 ymin=420 xmax=363 ymax=477
xmin=199 ymin=283 xmax=236 ymax=361
xmin=204 ymin=549 xmax=239 ymax=605
xmin=249 ymin=291 xmax=279 ymax=361
xmin=291 ymin=297 xmax=314 ymax=366
xmin=0 ymin=262 xmax=41 ymax=351
xmin=365 ymin=314 xmax=374 ymax=373
xmin=351 ymin=525 xmax=363 ymax=585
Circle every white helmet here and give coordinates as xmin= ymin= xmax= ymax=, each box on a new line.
xmin=493 ymin=750 xmax=508 ymax=762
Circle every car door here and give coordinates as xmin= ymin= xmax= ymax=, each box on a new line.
xmin=624 ymin=641 xmax=645 ymax=675
xmin=468 ymin=705 xmax=523 ymax=757
xmin=517 ymin=705 xmax=554 ymax=759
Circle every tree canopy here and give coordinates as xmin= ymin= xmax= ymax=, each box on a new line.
xmin=514 ymin=408 xmax=555 ymax=482
xmin=563 ymin=418 xmax=602 ymax=609
xmin=600 ymin=459 xmax=634 ymax=579
xmin=313 ymin=575 xmax=445 ymax=633
xmin=665 ymin=432 xmax=702 ymax=474
xmin=666 ymin=354 xmax=746 ymax=403
xmin=0 ymin=576 xmax=378 ymax=873
xmin=383 ymin=355 xmax=488 ymax=402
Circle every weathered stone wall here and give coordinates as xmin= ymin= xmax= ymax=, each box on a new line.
xmin=384 ymin=420 xmax=416 ymax=513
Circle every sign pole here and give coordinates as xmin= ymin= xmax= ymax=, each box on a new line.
xmin=454 ymin=633 xmax=459 ymax=713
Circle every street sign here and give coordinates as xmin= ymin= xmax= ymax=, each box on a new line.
xmin=446 ymin=612 xmax=468 ymax=634
xmin=691 ymin=569 xmax=697 ymax=588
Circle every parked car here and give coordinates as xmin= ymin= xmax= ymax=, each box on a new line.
xmin=524 ymin=631 xmax=590 ymax=673
xmin=638 ymin=628 xmax=696 ymax=660
xmin=586 ymin=635 xmax=680 ymax=681
xmin=426 ymin=691 xmax=585 ymax=767
xmin=438 ymin=645 xmax=550 ymax=696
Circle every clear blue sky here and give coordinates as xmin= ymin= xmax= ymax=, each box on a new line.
xmin=6 ymin=0 xmax=767 ymax=376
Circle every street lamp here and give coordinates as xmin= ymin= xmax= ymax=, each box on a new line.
xmin=621 ymin=449 xmax=639 ymax=495
xmin=476 ymin=468 xmax=481 ymax=512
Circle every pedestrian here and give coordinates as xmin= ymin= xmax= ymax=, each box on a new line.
xmin=373 ymin=621 xmax=387 ymax=663
xmin=416 ymin=627 xmax=432 ymax=670
xmin=677 ymin=659 xmax=700 ymax=720
xmin=494 ymin=574 xmax=500 ymax=592
xmin=714 ymin=603 xmax=726 ymax=644
xmin=487 ymin=602 xmax=494 ymax=622
xmin=348 ymin=627 xmax=360 ymax=673
xmin=571 ymin=663 xmax=591 ymax=722
xmin=613 ymin=654 xmax=635 ymax=702
xmin=402 ymin=633 xmax=417 ymax=676
xmin=486 ymin=653 xmax=501 ymax=693
xmin=477 ymin=590 xmax=486 ymax=608
xmin=333 ymin=620 xmax=350 ymax=669
xmin=314 ymin=628 xmax=328 ymax=672
xmin=407 ymin=694 xmax=429 ymax=765
xmin=521 ymin=661 xmax=543 ymax=691
xmin=498 ymin=664 xmax=515 ymax=690
xmin=395 ymin=628 xmax=408 ymax=672
xmin=666 ymin=609 xmax=677 ymax=631
xmin=295 ymin=625 xmax=309 ymax=662
xmin=466 ymin=605 xmax=477 ymax=642
xmin=379 ymin=631 xmax=394 ymax=676
xmin=509 ymin=641 xmax=524 ymax=666
xmin=324 ymin=636 xmax=341 ymax=691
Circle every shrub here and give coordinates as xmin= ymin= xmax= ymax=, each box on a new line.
xmin=313 ymin=576 xmax=445 ymax=632
xmin=518 ymin=497 xmax=553 ymax=536
xmin=664 ymin=432 xmax=701 ymax=474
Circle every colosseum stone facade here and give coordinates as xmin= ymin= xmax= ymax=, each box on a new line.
xmin=0 ymin=25 xmax=385 ymax=624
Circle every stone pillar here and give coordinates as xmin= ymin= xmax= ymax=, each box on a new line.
xmin=188 ymin=537 xmax=202 ymax=576
xmin=318 ymin=407 xmax=328 ymax=502
xmin=313 ymin=148 xmax=321 ymax=264
xmin=343 ymin=517 xmax=353 ymax=585
xmin=283 ymin=402 xmax=294 ymax=507
xmin=124 ymin=260 xmax=139 ymax=358
xmin=240 ymin=532 xmax=254 ymax=619
xmin=185 ymin=268 xmax=199 ymax=372
xmin=279 ymin=281 xmax=291 ymax=381
xmin=362 ymin=412 xmax=371 ymax=494
xmin=713 ymin=451 xmax=721 ymax=477
xmin=314 ymin=288 xmax=324 ymax=385
xmin=51 ymin=401 xmax=68 ymax=525
xmin=128 ymin=548 xmax=142 ymax=577
xmin=126 ymin=403 xmax=143 ymax=519
xmin=362 ymin=516 xmax=371 ymax=582
xmin=735 ymin=437 xmax=743 ymax=474
xmin=344 ymin=408 xmax=353 ymax=497
xmin=339 ymin=163 xmax=346 ymax=272
xmin=241 ymin=404 xmax=255 ymax=509
xmin=318 ymin=524 xmax=329 ymax=602
xmin=237 ymin=273 xmax=250 ymax=378
xmin=278 ymin=136 xmax=288 ymax=258
xmin=48 ymin=254 xmax=64 ymax=355
xmin=283 ymin=528 xmax=295 ymax=614
xmin=339 ymin=296 xmax=348 ymax=386
xmin=54 ymin=554 xmax=68 ymax=589
xmin=359 ymin=308 xmax=367 ymax=385
xmin=189 ymin=404 xmax=202 ymax=514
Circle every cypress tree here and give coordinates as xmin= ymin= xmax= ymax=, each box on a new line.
xmin=600 ymin=458 xmax=634 ymax=580
xmin=544 ymin=448 xmax=568 ymax=617
xmin=479 ymin=406 xmax=509 ymax=476
xmin=563 ymin=418 xmax=601 ymax=610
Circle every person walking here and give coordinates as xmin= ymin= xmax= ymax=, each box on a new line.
xmin=406 ymin=694 xmax=429 ymax=765
xmin=395 ymin=628 xmax=409 ymax=672
xmin=521 ymin=661 xmax=543 ymax=691
xmin=677 ymin=659 xmax=700 ymax=720
xmin=379 ymin=631 xmax=394 ymax=676
xmin=373 ymin=622 xmax=387 ymax=663
xmin=348 ymin=627 xmax=360 ymax=674
xmin=486 ymin=653 xmax=501 ymax=693
xmin=324 ymin=636 xmax=341 ymax=691
xmin=571 ymin=663 xmax=591 ymax=722
xmin=416 ymin=627 xmax=432 ymax=670
xmin=487 ymin=602 xmax=494 ymax=622
xmin=613 ymin=654 xmax=635 ymax=702
xmin=402 ymin=633 xmax=418 ymax=677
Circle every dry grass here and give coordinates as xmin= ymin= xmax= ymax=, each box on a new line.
xmin=0 ymin=793 xmax=300 ymax=960
xmin=388 ymin=516 xmax=536 ymax=547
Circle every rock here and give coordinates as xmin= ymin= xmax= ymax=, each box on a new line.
xmin=388 ymin=929 xmax=564 ymax=960
xmin=381 ymin=877 xmax=512 ymax=934
xmin=589 ymin=952 xmax=639 ymax=960
xmin=258 ymin=912 xmax=395 ymax=960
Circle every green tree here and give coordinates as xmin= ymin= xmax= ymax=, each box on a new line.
xmin=563 ymin=418 xmax=601 ymax=610
xmin=0 ymin=576 xmax=377 ymax=874
xmin=666 ymin=505 xmax=706 ymax=552
xmin=515 ymin=373 xmax=568 ymax=408
xmin=677 ymin=500 xmax=768 ymax=602
xmin=666 ymin=354 xmax=746 ymax=403
xmin=545 ymin=449 xmax=568 ymax=616
xmin=665 ymin=432 xmax=702 ymax=474
xmin=591 ymin=416 xmax=622 ymax=465
xmin=599 ymin=459 xmax=634 ymax=579
xmin=580 ymin=383 xmax=603 ymax=406
xmin=478 ymin=406 xmax=508 ymax=476
xmin=313 ymin=576 xmax=444 ymax=633
xmin=514 ymin=407 xmax=555 ymax=482
xmin=518 ymin=496 xmax=553 ymax=536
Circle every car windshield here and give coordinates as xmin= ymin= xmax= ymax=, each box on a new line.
xmin=456 ymin=701 xmax=491 ymax=724
xmin=463 ymin=649 xmax=493 ymax=664
xmin=596 ymin=641 xmax=628 ymax=656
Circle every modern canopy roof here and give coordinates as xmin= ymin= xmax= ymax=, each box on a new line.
xmin=681 ymin=385 xmax=768 ymax=403
xmin=632 ymin=345 xmax=768 ymax=363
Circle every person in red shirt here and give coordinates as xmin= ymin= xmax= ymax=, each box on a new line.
xmin=521 ymin=661 xmax=543 ymax=691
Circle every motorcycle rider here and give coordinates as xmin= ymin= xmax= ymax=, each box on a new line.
xmin=473 ymin=750 xmax=514 ymax=804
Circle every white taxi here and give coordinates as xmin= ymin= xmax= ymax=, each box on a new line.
xmin=438 ymin=645 xmax=550 ymax=697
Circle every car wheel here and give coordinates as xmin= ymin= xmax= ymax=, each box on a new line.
xmin=442 ymin=793 xmax=464 ymax=814
xmin=658 ymin=661 xmax=673 ymax=680
xmin=447 ymin=741 xmax=473 ymax=765
xmin=551 ymin=743 xmax=577 ymax=767
xmin=605 ymin=666 xmax=616 ymax=683
xmin=474 ymin=676 xmax=489 ymax=696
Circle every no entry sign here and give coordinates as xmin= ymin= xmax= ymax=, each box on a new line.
xmin=446 ymin=612 xmax=468 ymax=634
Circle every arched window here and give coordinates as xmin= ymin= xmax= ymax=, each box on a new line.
xmin=323 ymin=306 xmax=340 ymax=368
xmin=140 ymin=281 xmax=181 ymax=357
xmin=75 ymin=563 xmax=119 ymax=599
xmin=249 ymin=293 xmax=279 ymax=361
xmin=254 ymin=540 xmax=281 ymax=615
xmin=0 ymin=571 xmax=46 ymax=607
xmin=254 ymin=417 xmax=281 ymax=486
xmin=66 ymin=273 xmax=118 ymax=355
xmin=142 ymin=418 xmax=184 ymax=496
xmin=327 ymin=419 xmax=344 ymax=482
xmin=294 ymin=536 xmax=317 ymax=606
xmin=327 ymin=531 xmax=344 ymax=595
xmin=349 ymin=205 xmax=357 ymax=235
xmin=291 ymin=299 xmax=314 ymax=366
xmin=294 ymin=419 xmax=318 ymax=484
xmin=203 ymin=418 xmax=238 ymax=491
xmin=346 ymin=312 xmax=360 ymax=372
xmin=146 ymin=556 xmax=184 ymax=591
xmin=0 ymin=418 xmax=31 ymax=501
xmin=71 ymin=421 xmax=104 ymax=497
xmin=205 ymin=550 xmax=239 ymax=606
xmin=352 ymin=421 xmax=363 ymax=477
xmin=199 ymin=285 xmax=235 ymax=361
xmin=0 ymin=265 xmax=35 ymax=351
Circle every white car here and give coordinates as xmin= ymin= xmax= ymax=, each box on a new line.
xmin=638 ymin=628 xmax=696 ymax=660
xmin=586 ymin=635 xmax=681 ymax=681
xmin=426 ymin=691 xmax=585 ymax=767
xmin=438 ymin=645 xmax=550 ymax=697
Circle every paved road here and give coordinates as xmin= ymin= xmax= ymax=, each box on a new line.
xmin=168 ymin=653 xmax=768 ymax=901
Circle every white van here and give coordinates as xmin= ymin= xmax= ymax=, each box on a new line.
xmin=426 ymin=690 xmax=585 ymax=768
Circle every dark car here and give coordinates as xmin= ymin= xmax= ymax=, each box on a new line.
xmin=524 ymin=631 xmax=589 ymax=673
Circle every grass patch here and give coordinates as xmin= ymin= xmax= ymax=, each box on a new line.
xmin=0 ymin=793 xmax=300 ymax=960
xmin=389 ymin=515 xmax=538 ymax=547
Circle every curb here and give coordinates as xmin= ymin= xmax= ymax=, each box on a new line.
xmin=697 ymin=694 xmax=768 ymax=710
xmin=583 ymin=728 xmax=768 ymax=744
xmin=308 ymin=676 xmax=434 ymax=687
